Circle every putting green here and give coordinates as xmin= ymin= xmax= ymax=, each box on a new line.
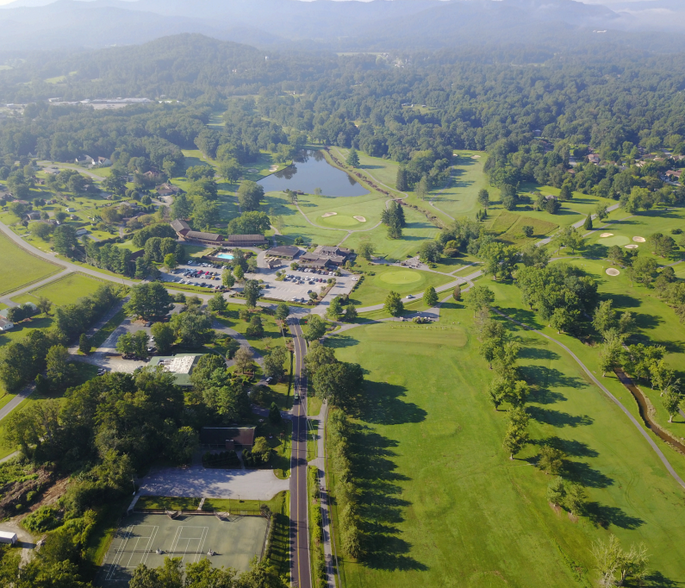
xmin=379 ymin=270 xmax=423 ymax=285
xmin=596 ymin=235 xmax=630 ymax=247
xmin=319 ymin=214 xmax=360 ymax=228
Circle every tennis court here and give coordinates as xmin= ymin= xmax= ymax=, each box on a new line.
xmin=100 ymin=512 xmax=268 ymax=583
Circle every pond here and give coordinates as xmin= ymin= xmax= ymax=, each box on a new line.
xmin=258 ymin=150 xmax=369 ymax=197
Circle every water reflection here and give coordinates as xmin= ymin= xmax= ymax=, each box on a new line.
xmin=258 ymin=150 xmax=369 ymax=197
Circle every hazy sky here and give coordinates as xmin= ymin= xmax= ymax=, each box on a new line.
xmin=0 ymin=0 xmax=658 ymax=6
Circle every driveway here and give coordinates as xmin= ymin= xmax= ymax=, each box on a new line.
xmin=139 ymin=466 xmax=290 ymax=501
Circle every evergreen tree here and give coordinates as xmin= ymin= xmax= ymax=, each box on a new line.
xmin=346 ymin=148 xmax=360 ymax=167
xmin=423 ymin=286 xmax=438 ymax=307
xmin=583 ymin=213 xmax=593 ymax=231
xmin=396 ymin=167 xmax=408 ymax=191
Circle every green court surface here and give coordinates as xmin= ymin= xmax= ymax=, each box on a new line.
xmin=100 ymin=512 xmax=267 ymax=584
xmin=379 ymin=270 xmax=423 ymax=285
xmin=318 ymin=214 xmax=361 ymax=228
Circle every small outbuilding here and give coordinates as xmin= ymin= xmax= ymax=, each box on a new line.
xmin=0 ymin=532 xmax=18 ymax=545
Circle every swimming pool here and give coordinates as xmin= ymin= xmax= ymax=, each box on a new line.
xmin=215 ymin=253 xmax=234 ymax=260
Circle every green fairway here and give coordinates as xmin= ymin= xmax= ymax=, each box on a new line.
xmin=328 ymin=301 xmax=685 ymax=588
xmin=351 ymin=261 xmax=452 ymax=307
xmin=0 ymin=231 xmax=61 ymax=296
xmin=12 ymin=272 xmax=106 ymax=307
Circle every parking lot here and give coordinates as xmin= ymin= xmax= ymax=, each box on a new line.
xmin=160 ymin=259 xmax=358 ymax=304
xmin=161 ymin=260 xmax=226 ymax=292
xmin=246 ymin=266 xmax=358 ymax=303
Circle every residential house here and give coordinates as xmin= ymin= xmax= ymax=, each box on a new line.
xmin=199 ymin=427 xmax=256 ymax=450
xmin=0 ymin=318 xmax=13 ymax=332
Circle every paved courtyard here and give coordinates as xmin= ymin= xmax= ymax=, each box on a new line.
xmin=139 ymin=465 xmax=290 ymax=501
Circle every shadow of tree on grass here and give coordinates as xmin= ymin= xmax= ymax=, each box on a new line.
xmin=585 ymin=502 xmax=644 ymax=530
xmin=349 ymin=380 xmax=427 ymax=426
xmin=528 ymin=406 xmax=593 ymax=428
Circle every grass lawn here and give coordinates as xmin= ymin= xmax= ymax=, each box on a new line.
xmin=0 ymin=315 xmax=53 ymax=344
xmin=326 ymin=299 xmax=685 ymax=587
xmin=0 ymin=231 xmax=62 ymax=296
xmin=488 ymin=210 xmax=559 ymax=244
xmin=214 ymin=305 xmax=288 ymax=358
xmin=12 ymin=272 xmax=106 ymax=307
xmin=351 ymin=261 xmax=452 ymax=308
xmin=136 ymin=496 xmax=201 ymax=511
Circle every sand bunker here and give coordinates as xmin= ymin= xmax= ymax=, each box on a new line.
xmin=600 ymin=233 xmax=614 ymax=238
xmin=472 ymin=155 xmax=481 ymax=159
xmin=633 ymin=236 xmax=646 ymax=243
xmin=354 ymin=216 xmax=367 ymax=222
xmin=321 ymin=212 xmax=338 ymax=218
xmin=625 ymin=244 xmax=639 ymax=249
xmin=269 ymin=165 xmax=278 ymax=172
xmin=606 ymin=268 xmax=621 ymax=277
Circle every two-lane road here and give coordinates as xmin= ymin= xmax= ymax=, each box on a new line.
xmin=289 ymin=318 xmax=312 ymax=588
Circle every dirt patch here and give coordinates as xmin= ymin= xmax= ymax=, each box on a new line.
xmin=0 ymin=467 xmax=54 ymax=520
xmin=321 ymin=212 xmax=337 ymax=218
xmin=353 ymin=216 xmax=367 ymax=222
xmin=24 ymin=477 xmax=68 ymax=514
xmin=548 ymin=502 xmax=563 ymax=516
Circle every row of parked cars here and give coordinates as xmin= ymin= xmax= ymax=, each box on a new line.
xmin=285 ymin=274 xmax=327 ymax=286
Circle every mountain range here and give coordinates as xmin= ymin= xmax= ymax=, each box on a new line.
xmin=0 ymin=0 xmax=684 ymax=53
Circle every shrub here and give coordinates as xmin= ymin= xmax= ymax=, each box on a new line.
xmin=23 ymin=506 xmax=62 ymax=533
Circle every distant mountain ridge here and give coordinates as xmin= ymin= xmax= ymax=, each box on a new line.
xmin=0 ymin=0 xmax=683 ymax=53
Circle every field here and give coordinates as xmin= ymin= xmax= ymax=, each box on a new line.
xmin=0 ymin=231 xmax=61 ymax=296
xmin=350 ymin=261 xmax=453 ymax=307
xmin=99 ymin=512 xmax=267 ymax=583
xmin=327 ymin=298 xmax=685 ymax=587
xmin=12 ymin=272 xmax=106 ymax=307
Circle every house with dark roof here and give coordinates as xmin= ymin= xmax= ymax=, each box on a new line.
xmin=265 ymin=245 xmax=301 ymax=259
xmin=300 ymin=245 xmax=351 ymax=268
xmin=200 ymin=427 xmax=256 ymax=450
xmin=226 ymin=234 xmax=268 ymax=247
xmin=185 ymin=231 xmax=225 ymax=244
xmin=170 ymin=219 xmax=191 ymax=237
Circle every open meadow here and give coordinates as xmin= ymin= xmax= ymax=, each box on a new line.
xmin=0 ymin=231 xmax=61 ymax=296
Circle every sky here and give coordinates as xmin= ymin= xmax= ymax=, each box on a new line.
xmin=0 ymin=0 xmax=658 ymax=5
